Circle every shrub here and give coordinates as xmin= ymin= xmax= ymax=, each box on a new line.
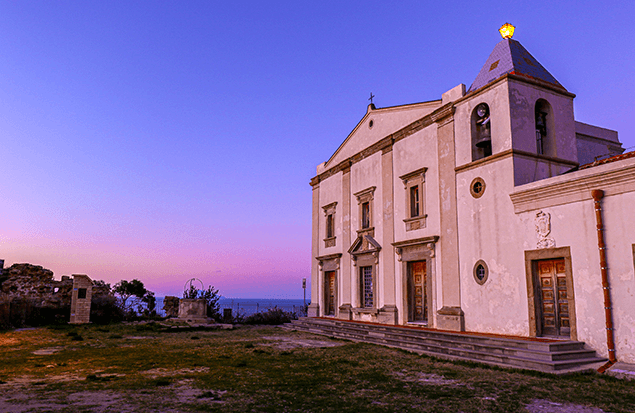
xmin=242 ymin=307 xmax=297 ymax=325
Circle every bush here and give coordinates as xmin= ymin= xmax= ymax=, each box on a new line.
xmin=242 ymin=307 xmax=297 ymax=325
xmin=90 ymin=294 xmax=124 ymax=324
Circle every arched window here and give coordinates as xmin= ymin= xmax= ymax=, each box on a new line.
xmin=471 ymin=103 xmax=492 ymax=161
xmin=535 ymin=99 xmax=554 ymax=156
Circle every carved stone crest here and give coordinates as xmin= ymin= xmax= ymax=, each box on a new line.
xmin=535 ymin=211 xmax=555 ymax=249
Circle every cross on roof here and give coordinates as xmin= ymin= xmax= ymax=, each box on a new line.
xmin=368 ymin=92 xmax=375 ymax=105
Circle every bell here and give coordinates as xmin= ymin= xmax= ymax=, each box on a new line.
xmin=475 ymin=134 xmax=492 ymax=148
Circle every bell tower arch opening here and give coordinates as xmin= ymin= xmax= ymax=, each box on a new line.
xmin=471 ymin=103 xmax=492 ymax=161
xmin=535 ymin=99 xmax=554 ymax=156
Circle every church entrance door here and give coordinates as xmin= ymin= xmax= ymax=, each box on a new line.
xmin=324 ymin=271 xmax=336 ymax=316
xmin=407 ymin=261 xmax=427 ymax=323
xmin=537 ymin=259 xmax=570 ymax=337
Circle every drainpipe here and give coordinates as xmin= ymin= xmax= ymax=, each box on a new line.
xmin=592 ymin=189 xmax=617 ymax=373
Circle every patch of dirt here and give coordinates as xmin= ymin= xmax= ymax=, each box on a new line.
xmin=123 ymin=336 xmax=157 ymax=340
xmin=261 ymin=335 xmax=346 ymax=350
xmin=0 ymin=379 xmax=226 ymax=412
xmin=173 ymin=378 xmax=226 ymax=404
xmin=0 ymin=337 xmax=19 ymax=346
xmin=525 ymin=399 xmax=607 ymax=413
xmin=3 ymin=373 xmax=84 ymax=387
xmin=142 ymin=367 xmax=210 ymax=378
xmin=32 ymin=346 xmax=64 ymax=355
xmin=66 ymin=391 xmax=128 ymax=410
xmin=392 ymin=370 xmax=462 ymax=386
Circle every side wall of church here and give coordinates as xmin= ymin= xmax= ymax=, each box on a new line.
xmin=456 ymin=157 xmax=530 ymax=336
xmin=511 ymin=159 xmax=635 ymax=362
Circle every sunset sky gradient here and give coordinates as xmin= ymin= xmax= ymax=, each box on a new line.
xmin=1 ymin=1 xmax=633 ymax=298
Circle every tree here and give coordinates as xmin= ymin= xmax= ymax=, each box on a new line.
xmin=113 ymin=279 xmax=148 ymax=315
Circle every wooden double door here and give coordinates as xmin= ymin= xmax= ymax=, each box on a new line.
xmin=324 ymin=271 xmax=336 ymax=316
xmin=408 ymin=261 xmax=427 ymax=323
xmin=536 ymin=259 xmax=570 ymax=337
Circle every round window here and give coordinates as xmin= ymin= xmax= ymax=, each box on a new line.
xmin=473 ymin=260 xmax=489 ymax=285
xmin=470 ymin=177 xmax=486 ymax=198
xmin=369 ymin=119 xmax=374 ymax=128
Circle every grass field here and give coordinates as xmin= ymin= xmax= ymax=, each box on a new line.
xmin=0 ymin=322 xmax=633 ymax=412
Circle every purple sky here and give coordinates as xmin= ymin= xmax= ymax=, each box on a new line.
xmin=1 ymin=1 xmax=633 ymax=298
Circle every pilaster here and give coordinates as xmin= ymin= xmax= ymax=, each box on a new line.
xmin=308 ymin=183 xmax=320 ymax=317
xmin=434 ymin=105 xmax=464 ymax=331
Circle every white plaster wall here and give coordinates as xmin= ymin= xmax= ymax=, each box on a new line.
xmin=349 ymin=152 xmax=384 ymax=307
xmin=392 ymin=125 xmax=441 ymax=240
xmin=457 ymin=157 xmax=530 ymax=336
xmin=515 ymin=193 xmax=635 ymax=362
xmin=508 ymin=80 xmax=576 ymax=162
xmin=325 ymin=102 xmax=441 ymax=170
xmin=317 ymin=172 xmax=343 ymax=258
xmin=576 ymin=136 xmax=622 ymax=166
xmin=391 ymin=124 xmax=440 ymax=325
xmin=454 ymin=82 xmax=512 ymax=167
xmin=513 ymin=156 xmax=577 ymax=187
xmin=603 ymin=192 xmax=635 ymax=363
xmin=512 ymin=190 xmax=635 ymax=362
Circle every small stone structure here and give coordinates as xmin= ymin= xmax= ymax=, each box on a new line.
xmin=70 ymin=274 xmax=93 ymax=324
xmin=162 ymin=296 xmax=180 ymax=317
xmin=178 ymin=298 xmax=211 ymax=324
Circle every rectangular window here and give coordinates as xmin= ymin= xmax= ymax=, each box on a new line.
xmin=322 ymin=202 xmax=337 ymax=247
xmin=410 ymin=186 xmax=420 ymax=218
xmin=78 ymin=288 xmax=87 ymax=299
xmin=361 ymin=202 xmax=370 ymax=229
xmin=400 ymin=168 xmax=426 ymax=231
xmin=361 ymin=266 xmax=373 ymax=308
xmin=326 ymin=214 xmax=334 ymax=238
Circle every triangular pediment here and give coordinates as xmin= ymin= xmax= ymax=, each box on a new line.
xmin=469 ymin=39 xmax=564 ymax=93
xmin=348 ymin=234 xmax=382 ymax=256
xmin=323 ymin=101 xmax=441 ymax=170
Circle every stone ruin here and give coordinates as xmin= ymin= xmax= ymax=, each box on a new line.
xmin=0 ymin=262 xmax=111 ymax=325
xmin=178 ymin=298 xmax=212 ymax=324
xmin=69 ymin=274 xmax=93 ymax=324
xmin=162 ymin=296 xmax=213 ymax=325
xmin=0 ymin=263 xmax=74 ymax=308
xmin=162 ymin=296 xmax=180 ymax=317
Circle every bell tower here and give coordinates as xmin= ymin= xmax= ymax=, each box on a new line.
xmin=455 ymin=23 xmax=579 ymax=185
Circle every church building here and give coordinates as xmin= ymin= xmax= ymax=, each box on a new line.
xmin=309 ymin=24 xmax=635 ymax=365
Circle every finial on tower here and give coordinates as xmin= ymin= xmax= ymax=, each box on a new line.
xmin=499 ymin=23 xmax=515 ymax=39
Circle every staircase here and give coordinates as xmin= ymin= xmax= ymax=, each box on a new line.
xmin=282 ymin=317 xmax=605 ymax=374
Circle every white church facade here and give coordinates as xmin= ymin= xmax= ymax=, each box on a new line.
xmin=309 ymin=25 xmax=635 ymax=365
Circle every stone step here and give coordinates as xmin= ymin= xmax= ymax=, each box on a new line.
xmin=301 ymin=321 xmax=596 ymax=362
xmin=283 ymin=318 xmax=605 ymax=373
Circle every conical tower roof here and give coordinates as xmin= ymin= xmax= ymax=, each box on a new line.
xmin=468 ymin=38 xmax=564 ymax=93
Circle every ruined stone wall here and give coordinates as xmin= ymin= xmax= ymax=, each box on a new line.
xmin=0 ymin=264 xmax=74 ymax=308
xmin=163 ymin=296 xmax=179 ymax=317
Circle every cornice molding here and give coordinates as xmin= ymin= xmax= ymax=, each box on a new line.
xmin=455 ymin=73 xmax=575 ymax=107
xmin=315 ymin=253 xmax=342 ymax=261
xmin=391 ymin=236 xmax=439 ymax=248
xmin=455 ymin=149 xmax=578 ymax=173
xmin=510 ymin=159 xmax=635 ymax=213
